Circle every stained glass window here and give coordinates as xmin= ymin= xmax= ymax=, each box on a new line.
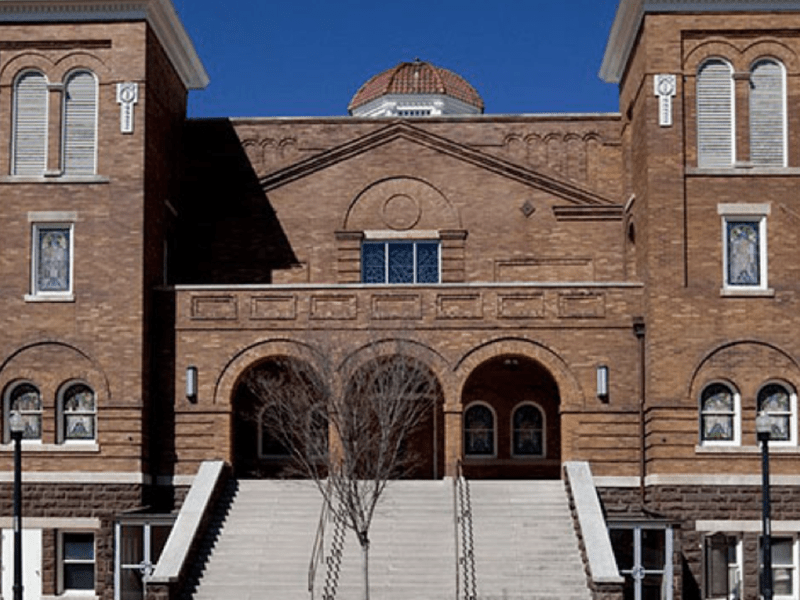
xmin=8 ymin=382 xmax=42 ymax=440
xmin=388 ymin=243 xmax=414 ymax=283
xmin=62 ymin=383 xmax=96 ymax=441
xmin=700 ymin=383 xmax=736 ymax=443
xmin=361 ymin=242 xmax=386 ymax=284
xmin=35 ymin=225 xmax=71 ymax=294
xmin=361 ymin=241 xmax=439 ymax=284
xmin=758 ymin=383 xmax=793 ymax=442
xmin=464 ymin=404 xmax=494 ymax=456
xmin=512 ymin=404 xmax=544 ymax=456
xmin=727 ymin=221 xmax=760 ymax=286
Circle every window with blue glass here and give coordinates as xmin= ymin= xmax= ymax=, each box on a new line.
xmin=361 ymin=241 xmax=439 ymax=284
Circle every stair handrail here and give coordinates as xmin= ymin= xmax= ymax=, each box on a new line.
xmin=308 ymin=478 xmax=333 ymax=598
xmin=453 ymin=460 xmax=462 ymax=600
xmin=454 ymin=459 xmax=478 ymax=600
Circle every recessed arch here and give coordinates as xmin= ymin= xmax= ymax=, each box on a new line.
xmin=455 ymin=337 xmax=583 ymax=410
xmin=343 ymin=176 xmax=461 ymax=231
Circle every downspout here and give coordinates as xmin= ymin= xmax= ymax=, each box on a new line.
xmin=633 ymin=317 xmax=646 ymax=504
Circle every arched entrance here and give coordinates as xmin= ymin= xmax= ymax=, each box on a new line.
xmin=344 ymin=356 xmax=445 ymax=480
xmin=461 ymin=354 xmax=561 ymax=479
xmin=232 ymin=356 xmax=326 ymax=478
xmin=231 ymin=354 xmax=444 ymax=479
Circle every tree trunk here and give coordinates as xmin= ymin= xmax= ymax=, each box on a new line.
xmin=359 ymin=532 xmax=370 ymax=600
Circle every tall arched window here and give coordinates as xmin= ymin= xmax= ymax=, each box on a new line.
xmin=4 ymin=382 xmax=42 ymax=441
xmin=757 ymin=382 xmax=796 ymax=444
xmin=12 ymin=70 xmax=48 ymax=176
xmin=63 ymin=70 xmax=98 ymax=175
xmin=750 ymin=59 xmax=786 ymax=167
xmin=59 ymin=382 xmax=96 ymax=442
xmin=511 ymin=403 xmax=544 ymax=457
xmin=464 ymin=403 xmax=495 ymax=457
xmin=699 ymin=382 xmax=739 ymax=445
xmin=697 ymin=59 xmax=734 ymax=168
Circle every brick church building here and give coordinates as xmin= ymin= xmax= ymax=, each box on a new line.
xmin=0 ymin=0 xmax=798 ymax=599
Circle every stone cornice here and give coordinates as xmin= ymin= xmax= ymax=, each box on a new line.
xmin=600 ymin=0 xmax=800 ymax=84
xmin=0 ymin=0 xmax=208 ymax=90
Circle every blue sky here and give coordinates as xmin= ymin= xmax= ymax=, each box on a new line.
xmin=173 ymin=1 xmax=622 ymax=119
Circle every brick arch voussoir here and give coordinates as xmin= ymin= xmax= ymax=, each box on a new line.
xmin=0 ymin=53 xmax=55 ymax=86
xmin=53 ymin=52 xmax=111 ymax=81
xmin=684 ymin=40 xmax=743 ymax=73
xmin=213 ymin=338 xmax=328 ymax=407
xmin=454 ymin=337 xmax=583 ymax=411
xmin=0 ymin=341 xmax=111 ymax=405
xmin=742 ymin=40 xmax=799 ymax=73
xmin=688 ymin=339 xmax=800 ymax=402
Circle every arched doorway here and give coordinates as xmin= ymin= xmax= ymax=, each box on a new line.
xmin=461 ymin=354 xmax=561 ymax=479
xmin=232 ymin=356 xmax=327 ymax=478
xmin=231 ymin=354 xmax=444 ymax=479
xmin=344 ymin=355 xmax=445 ymax=480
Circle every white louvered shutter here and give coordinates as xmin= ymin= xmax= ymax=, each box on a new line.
xmin=13 ymin=71 xmax=48 ymax=176
xmin=697 ymin=59 xmax=734 ymax=168
xmin=750 ymin=59 xmax=786 ymax=167
xmin=63 ymin=71 xmax=98 ymax=175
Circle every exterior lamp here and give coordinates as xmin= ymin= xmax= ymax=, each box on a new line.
xmin=756 ymin=410 xmax=773 ymax=600
xmin=9 ymin=409 xmax=25 ymax=600
xmin=186 ymin=366 xmax=198 ymax=402
xmin=596 ymin=365 xmax=609 ymax=401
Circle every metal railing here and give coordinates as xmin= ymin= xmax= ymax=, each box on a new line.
xmin=308 ymin=481 xmax=333 ymax=599
xmin=454 ymin=460 xmax=477 ymax=600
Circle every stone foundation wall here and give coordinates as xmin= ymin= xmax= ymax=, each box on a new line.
xmin=598 ymin=485 xmax=800 ymax=600
xmin=0 ymin=482 xmax=143 ymax=600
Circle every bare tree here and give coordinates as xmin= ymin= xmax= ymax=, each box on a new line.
xmin=244 ymin=341 xmax=439 ymax=600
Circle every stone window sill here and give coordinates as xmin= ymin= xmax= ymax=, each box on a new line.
xmin=0 ymin=442 xmax=99 ymax=453
xmin=24 ymin=294 xmax=75 ymax=303
xmin=687 ymin=167 xmax=800 ymax=176
xmin=696 ymin=444 xmax=800 ymax=454
xmin=720 ymin=287 xmax=774 ymax=298
xmin=0 ymin=175 xmax=108 ymax=184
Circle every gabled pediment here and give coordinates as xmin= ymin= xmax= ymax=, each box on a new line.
xmin=260 ymin=121 xmax=620 ymax=208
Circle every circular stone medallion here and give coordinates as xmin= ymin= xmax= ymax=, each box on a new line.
xmin=382 ymin=194 xmax=421 ymax=230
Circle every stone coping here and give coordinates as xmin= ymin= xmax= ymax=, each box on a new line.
xmin=565 ymin=461 xmax=624 ymax=585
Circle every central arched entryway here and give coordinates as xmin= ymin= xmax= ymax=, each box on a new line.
xmin=461 ymin=354 xmax=561 ymax=479
xmin=232 ymin=353 xmax=444 ymax=479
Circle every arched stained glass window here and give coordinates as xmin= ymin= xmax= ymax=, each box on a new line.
xmin=700 ymin=383 xmax=737 ymax=443
xmin=61 ymin=383 xmax=96 ymax=441
xmin=464 ymin=403 xmax=494 ymax=456
xmin=6 ymin=382 xmax=42 ymax=441
xmin=757 ymin=383 xmax=794 ymax=442
xmin=512 ymin=403 xmax=544 ymax=457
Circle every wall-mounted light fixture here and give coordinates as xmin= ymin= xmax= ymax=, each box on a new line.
xmin=596 ymin=365 xmax=609 ymax=401
xmin=186 ymin=366 xmax=198 ymax=402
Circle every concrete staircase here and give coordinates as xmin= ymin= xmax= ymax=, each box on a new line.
xmin=189 ymin=479 xmax=322 ymax=600
xmin=320 ymin=480 xmax=456 ymax=600
xmin=186 ymin=478 xmax=592 ymax=600
xmin=469 ymin=479 xmax=592 ymax=600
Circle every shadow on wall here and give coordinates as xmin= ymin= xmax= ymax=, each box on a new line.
xmin=176 ymin=119 xmax=298 ymax=284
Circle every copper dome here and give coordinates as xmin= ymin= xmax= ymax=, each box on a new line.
xmin=349 ymin=60 xmax=484 ymax=113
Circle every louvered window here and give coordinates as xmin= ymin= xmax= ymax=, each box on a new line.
xmin=697 ymin=59 xmax=734 ymax=168
xmin=12 ymin=71 xmax=48 ymax=176
xmin=63 ymin=70 xmax=98 ymax=175
xmin=750 ymin=59 xmax=786 ymax=167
